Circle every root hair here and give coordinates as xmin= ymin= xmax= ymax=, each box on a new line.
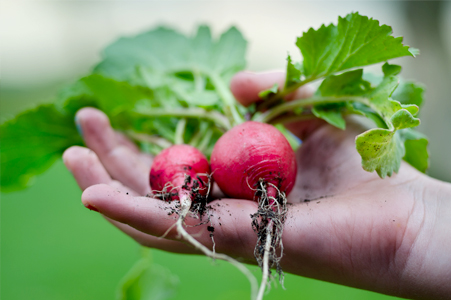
xmin=251 ymin=179 xmax=288 ymax=300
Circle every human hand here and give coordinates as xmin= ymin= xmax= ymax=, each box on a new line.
xmin=63 ymin=71 xmax=451 ymax=300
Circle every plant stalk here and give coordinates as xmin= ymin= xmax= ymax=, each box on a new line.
xmin=134 ymin=107 xmax=230 ymax=131
xmin=254 ymin=96 xmax=369 ymax=123
xmin=209 ymin=72 xmax=245 ymax=126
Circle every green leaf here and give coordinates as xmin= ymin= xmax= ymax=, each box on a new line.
xmin=0 ymin=104 xmax=82 ymax=192
xmin=356 ymin=126 xmax=429 ymax=177
xmin=354 ymin=74 xmax=422 ymax=177
xmin=60 ymin=75 xmax=154 ymax=116
xmin=356 ymin=128 xmax=404 ymax=178
xmin=94 ymin=26 xmax=246 ymax=82
xmin=392 ymin=81 xmax=425 ymax=108
xmin=354 ymin=108 xmax=420 ymax=177
xmin=285 ymin=55 xmax=302 ymax=89
xmin=94 ymin=25 xmax=246 ymax=127
xmin=209 ymin=26 xmax=247 ymax=76
xmin=117 ymin=250 xmax=179 ymax=300
xmin=382 ymin=62 xmax=402 ymax=77
xmin=399 ymin=128 xmax=429 ymax=172
xmin=313 ymin=69 xmax=376 ymax=130
xmin=317 ymin=69 xmax=371 ymax=96
xmin=297 ymin=12 xmax=416 ymax=79
xmin=83 ymin=75 xmax=153 ymax=115
xmin=365 ymin=76 xmax=420 ymax=127
xmin=365 ymin=76 xmax=399 ymax=122
xmin=258 ymin=83 xmax=279 ymax=99
xmin=347 ymin=102 xmax=387 ymax=128
xmin=94 ymin=27 xmax=187 ymax=80
xmin=361 ymin=74 xmax=425 ymax=110
xmin=312 ymin=66 xmax=423 ymax=177
xmin=312 ymin=104 xmax=346 ymax=130
xmin=390 ymin=109 xmax=420 ymax=130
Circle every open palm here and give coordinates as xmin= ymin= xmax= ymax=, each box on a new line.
xmin=63 ymin=71 xmax=451 ymax=300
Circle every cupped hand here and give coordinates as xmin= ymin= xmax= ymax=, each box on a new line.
xmin=63 ymin=71 xmax=451 ymax=300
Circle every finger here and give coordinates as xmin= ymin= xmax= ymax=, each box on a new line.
xmin=230 ymin=71 xmax=326 ymax=140
xmin=106 ymin=218 xmax=198 ymax=254
xmin=63 ymin=146 xmax=186 ymax=252
xmin=230 ymin=71 xmax=285 ymax=107
xmin=63 ymin=146 xmax=113 ymax=190
xmin=230 ymin=71 xmax=314 ymax=107
xmin=75 ymin=107 xmax=152 ymax=195
xmin=82 ymin=184 xmax=258 ymax=261
xmin=63 ymin=146 xmax=140 ymax=196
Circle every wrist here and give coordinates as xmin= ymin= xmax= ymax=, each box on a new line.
xmin=399 ymin=176 xmax=451 ymax=300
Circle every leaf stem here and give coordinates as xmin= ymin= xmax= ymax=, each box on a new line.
xmin=197 ymin=128 xmax=214 ymax=153
xmin=280 ymin=76 xmax=316 ymax=99
xmin=254 ymin=96 xmax=369 ymax=123
xmin=126 ymin=130 xmax=173 ymax=148
xmin=174 ymin=118 xmax=187 ymax=144
xmin=257 ymin=77 xmax=316 ymax=111
xmin=208 ymin=72 xmax=244 ymax=126
xmin=268 ymin=113 xmax=316 ymax=125
xmin=189 ymin=122 xmax=208 ymax=148
xmin=134 ymin=107 xmax=230 ymax=131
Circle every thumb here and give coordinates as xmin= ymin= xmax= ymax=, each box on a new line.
xmin=230 ymin=71 xmax=326 ymax=140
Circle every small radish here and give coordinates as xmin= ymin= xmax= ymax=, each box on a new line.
xmin=150 ymin=144 xmax=210 ymax=204
xmin=149 ymin=144 xmax=258 ymax=299
xmin=211 ymin=121 xmax=297 ymax=300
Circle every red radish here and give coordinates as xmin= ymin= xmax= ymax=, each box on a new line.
xmin=210 ymin=121 xmax=297 ymax=300
xmin=149 ymin=144 xmax=258 ymax=299
xmin=211 ymin=121 xmax=296 ymax=201
xmin=150 ymin=144 xmax=210 ymax=201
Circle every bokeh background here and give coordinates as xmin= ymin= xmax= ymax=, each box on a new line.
xmin=2 ymin=1 xmax=450 ymax=300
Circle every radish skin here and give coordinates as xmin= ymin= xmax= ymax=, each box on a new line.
xmin=210 ymin=121 xmax=296 ymax=201
xmin=150 ymin=144 xmax=210 ymax=201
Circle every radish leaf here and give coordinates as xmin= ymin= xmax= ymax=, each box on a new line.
xmin=0 ymin=105 xmax=83 ymax=191
xmin=400 ymin=129 xmax=429 ymax=173
xmin=297 ymin=12 xmax=417 ymax=79
xmin=285 ymin=55 xmax=302 ymax=89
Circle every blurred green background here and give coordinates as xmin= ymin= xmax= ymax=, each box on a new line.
xmin=2 ymin=1 xmax=450 ymax=300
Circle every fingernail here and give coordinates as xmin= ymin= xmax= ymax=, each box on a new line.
xmin=84 ymin=203 xmax=99 ymax=212
xmin=75 ymin=115 xmax=83 ymax=137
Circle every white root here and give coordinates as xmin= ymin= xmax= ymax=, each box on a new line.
xmin=251 ymin=180 xmax=288 ymax=299
xmin=256 ymin=222 xmax=273 ymax=300
xmin=176 ymin=193 xmax=258 ymax=300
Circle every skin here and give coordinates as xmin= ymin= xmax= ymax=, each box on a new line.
xmin=63 ymin=71 xmax=451 ymax=300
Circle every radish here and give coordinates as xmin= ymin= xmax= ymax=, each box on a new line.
xmin=149 ymin=144 xmax=211 ymax=210
xmin=211 ymin=121 xmax=297 ymax=299
xmin=149 ymin=144 xmax=258 ymax=299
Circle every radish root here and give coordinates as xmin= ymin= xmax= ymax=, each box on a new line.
xmin=252 ymin=180 xmax=288 ymax=299
xmin=155 ymin=175 xmax=258 ymax=300
xmin=176 ymin=192 xmax=258 ymax=300
xmin=256 ymin=221 xmax=273 ymax=300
